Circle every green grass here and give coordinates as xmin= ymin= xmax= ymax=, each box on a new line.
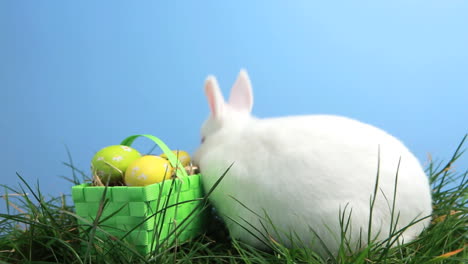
xmin=1 ymin=135 xmax=467 ymax=264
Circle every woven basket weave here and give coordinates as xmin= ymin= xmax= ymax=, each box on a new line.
xmin=72 ymin=134 xmax=207 ymax=255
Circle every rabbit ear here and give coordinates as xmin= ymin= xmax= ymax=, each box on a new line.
xmin=228 ymin=69 xmax=254 ymax=113
xmin=205 ymin=75 xmax=225 ymax=118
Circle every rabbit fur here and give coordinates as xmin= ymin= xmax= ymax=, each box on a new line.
xmin=193 ymin=69 xmax=432 ymax=258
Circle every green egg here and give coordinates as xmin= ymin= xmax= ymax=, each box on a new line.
xmin=91 ymin=145 xmax=141 ymax=184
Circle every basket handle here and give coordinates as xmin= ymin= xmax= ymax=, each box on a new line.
xmin=120 ymin=134 xmax=189 ymax=178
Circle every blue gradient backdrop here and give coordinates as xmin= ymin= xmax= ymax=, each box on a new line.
xmin=1 ymin=1 xmax=467 ymax=201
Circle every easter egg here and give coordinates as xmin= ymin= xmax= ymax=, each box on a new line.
xmin=124 ymin=155 xmax=173 ymax=186
xmin=160 ymin=150 xmax=191 ymax=167
xmin=91 ymin=145 xmax=141 ymax=184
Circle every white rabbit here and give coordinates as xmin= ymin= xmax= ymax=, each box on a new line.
xmin=193 ymin=69 xmax=432 ymax=258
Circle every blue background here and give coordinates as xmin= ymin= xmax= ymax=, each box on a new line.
xmin=1 ymin=1 xmax=467 ymax=203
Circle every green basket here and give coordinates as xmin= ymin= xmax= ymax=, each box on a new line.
xmin=72 ymin=134 xmax=207 ymax=255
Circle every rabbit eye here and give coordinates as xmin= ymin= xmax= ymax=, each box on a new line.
xmin=201 ymin=136 xmax=206 ymax=144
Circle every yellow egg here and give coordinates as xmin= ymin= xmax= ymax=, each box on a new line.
xmin=160 ymin=150 xmax=191 ymax=167
xmin=124 ymin=155 xmax=173 ymax=186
